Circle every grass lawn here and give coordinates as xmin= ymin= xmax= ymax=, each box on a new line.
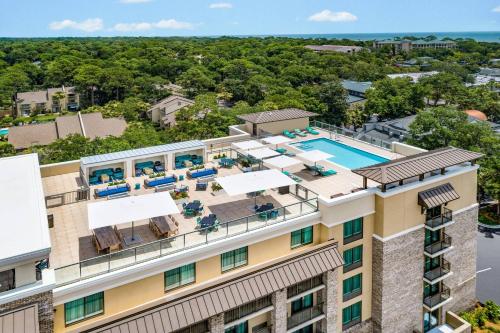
xmin=474 ymin=321 xmax=500 ymax=332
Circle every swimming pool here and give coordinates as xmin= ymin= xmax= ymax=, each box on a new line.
xmin=292 ymin=138 xmax=389 ymax=169
xmin=0 ymin=128 xmax=8 ymax=137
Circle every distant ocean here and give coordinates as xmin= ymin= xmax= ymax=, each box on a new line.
xmin=238 ymin=31 xmax=500 ymax=42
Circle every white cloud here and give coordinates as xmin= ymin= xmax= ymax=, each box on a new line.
xmin=209 ymin=2 xmax=233 ymax=9
xmin=120 ymin=0 xmax=152 ymax=3
xmin=113 ymin=19 xmax=193 ymax=32
xmin=493 ymin=5 xmax=500 ymax=12
xmin=49 ymin=18 xmax=104 ymax=32
xmin=308 ymin=10 xmax=357 ymax=22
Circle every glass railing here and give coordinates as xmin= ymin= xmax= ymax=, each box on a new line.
xmin=425 ymin=207 xmax=453 ymax=229
xmin=424 ymin=259 xmax=451 ymax=282
xmin=424 ymin=234 xmax=452 ymax=255
xmin=54 ymin=198 xmax=319 ymax=286
xmin=287 ymin=303 xmax=324 ymax=329
xmin=424 ymin=285 xmax=451 ymax=308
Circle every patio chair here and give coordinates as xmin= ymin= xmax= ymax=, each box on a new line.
xmin=184 ymin=208 xmax=196 ymax=217
xmin=293 ymin=129 xmax=307 ymax=137
xmin=283 ymin=130 xmax=296 ymax=139
xmin=275 ymin=148 xmax=287 ymax=154
xmin=196 ymin=217 xmax=202 ymax=228
xmin=196 ymin=182 xmax=208 ymax=191
xmin=319 ymin=169 xmax=337 ymax=177
xmin=305 ymin=126 xmax=320 ymax=135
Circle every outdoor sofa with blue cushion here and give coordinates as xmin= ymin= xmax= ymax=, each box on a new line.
xmin=144 ymin=174 xmax=177 ymax=188
xmin=90 ymin=168 xmax=124 ymax=185
xmin=175 ymin=155 xmax=204 ymax=169
xmin=187 ymin=167 xmax=218 ymax=179
xmin=94 ymin=183 xmax=130 ymax=198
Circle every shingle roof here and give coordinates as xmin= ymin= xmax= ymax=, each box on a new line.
xmin=237 ymin=109 xmax=318 ymax=124
xmin=8 ymin=122 xmax=58 ymax=149
xmin=342 ymin=80 xmax=372 ymax=94
xmin=83 ymin=242 xmax=343 ymax=333
xmin=81 ymin=113 xmax=127 ymax=139
xmin=418 ymin=183 xmax=460 ymax=209
xmin=352 ymin=147 xmax=484 ymax=185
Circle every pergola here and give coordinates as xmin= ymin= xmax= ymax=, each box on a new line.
xmin=264 ymin=155 xmax=302 ymax=171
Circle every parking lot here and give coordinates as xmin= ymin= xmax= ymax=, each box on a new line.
xmin=476 ymin=228 xmax=500 ymax=304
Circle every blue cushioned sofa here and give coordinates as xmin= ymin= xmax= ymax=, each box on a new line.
xmin=94 ymin=183 xmax=130 ymax=198
xmin=187 ymin=167 xmax=218 ymax=179
xmin=144 ymin=174 xmax=177 ymax=188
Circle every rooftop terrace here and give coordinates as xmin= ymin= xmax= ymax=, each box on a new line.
xmin=42 ymin=127 xmax=402 ymax=286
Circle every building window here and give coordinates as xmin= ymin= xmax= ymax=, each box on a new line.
xmin=342 ymin=301 xmax=362 ymax=329
xmin=64 ymin=292 xmax=104 ymax=325
xmin=291 ymin=293 xmax=313 ymax=315
xmin=221 ymin=247 xmax=248 ymax=272
xmin=343 ymin=274 xmax=362 ymax=301
xmin=343 ymin=217 xmax=363 ymax=244
xmin=291 ymin=226 xmax=313 ymax=248
xmin=225 ymin=321 xmax=248 ymax=333
xmin=165 ymin=263 xmax=196 ymax=291
xmin=343 ymin=245 xmax=363 ymax=273
xmin=0 ymin=269 xmax=15 ymax=292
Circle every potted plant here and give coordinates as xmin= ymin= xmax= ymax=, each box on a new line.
xmin=240 ymin=159 xmax=252 ymax=172
xmin=211 ymin=182 xmax=223 ymax=196
xmin=170 ymin=190 xmax=189 ymax=204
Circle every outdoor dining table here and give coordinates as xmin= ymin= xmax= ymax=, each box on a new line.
xmin=93 ymin=226 xmax=121 ymax=253
xmin=200 ymin=215 xmax=217 ymax=229
xmin=185 ymin=202 xmax=202 ymax=211
xmin=150 ymin=216 xmax=178 ymax=237
xmin=255 ymin=203 xmax=274 ymax=212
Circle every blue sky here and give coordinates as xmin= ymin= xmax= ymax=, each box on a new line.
xmin=0 ymin=0 xmax=499 ymax=37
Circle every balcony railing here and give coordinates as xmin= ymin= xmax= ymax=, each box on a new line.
xmin=424 ymin=285 xmax=451 ymax=308
xmin=54 ymin=198 xmax=319 ymax=286
xmin=287 ymin=275 xmax=323 ymax=299
xmin=424 ymin=234 xmax=452 ymax=255
xmin=424 ymin=259 xmax=451 ymax=283
xmin=425 ymin=208 xmax=453 ymax=229
xmin=287 ymin=303 xmax=324 ymax=330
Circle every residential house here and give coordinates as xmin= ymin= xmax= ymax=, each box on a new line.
xmin=342 ymin=80 xmax=373 ymax=105
xmin=15 ymin=86 xmax=79 ymax=117
xmin=373 ymin=39 xmax=457 ymax=53
xmin=147 ymin=95 xmax=195 ymax=128
xmin=305 ymin=45 xmax=364 ymax=54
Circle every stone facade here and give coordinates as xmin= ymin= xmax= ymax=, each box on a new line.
xmin=343 ymin=319 xmax=373 ymax=333
xmin=271 ymin=289 xmax=287 ymax=333
xmin=209 ymin=313 xmax=225 ymax=333
xmin=443 ymin=205 xmax=479 ymax=315
xmin=320 ymin=270 xmax=338 ymax=333
xmin=372 ymin=228 xmax=424 ymax=333
xmin=0 ymin=291 xmax=54 ymax=333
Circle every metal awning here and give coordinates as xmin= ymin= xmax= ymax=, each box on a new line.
xmin=418 ymin=183 xmax=460 ymax=209
xmin=87 ymin=192 xmax=180 ymax=229
xmin=83 ymin=242 xmax=343 ymax=333
xmin=215 ymin=169 xmax=295 ymax=196
xmin=231 ymin=140 xmax=264 ymax=151
xmin=248 ymin=147 xmax=281 ymax=160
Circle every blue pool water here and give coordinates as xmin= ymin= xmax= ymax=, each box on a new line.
xmin=292 ymin=138 xmax=389 ymax=169
xmin=0 ymin=128 xmax=8 ymax=136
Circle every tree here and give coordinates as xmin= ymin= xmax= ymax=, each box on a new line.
xmin=0 ymin=143 xmax=15 ymax=158
xmin=51 ymin=91 xmax=66 ymax=112
xmin=318 ymin=81 xmax=348 ymax=124
xmin=74 ymin=64 xmax=103 ymax=106
xmin=345 ymin=104 xmax=367 ymax=131
xmin=102 ymin=67 xmax=133 ymax=101
xmin=365 ymin=77 xmax=425 ymax=119
xmin=419 ymin=72 xmax=463 ymax=106
xmin=177 ymin=66 xmax=215 ymax=98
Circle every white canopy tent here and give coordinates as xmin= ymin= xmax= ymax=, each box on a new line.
xmin=231 ymin=140 xmax=264 ymax=151
xmin=261 ymin=135 xmax=292 ymax=147
xmin=88 ymin=191 xmax=180 ymax=243
xmin=297 ymin=150 xmax=333 ymax=165
xmin=248 ymin=147 xmax=281 ymax=160
xmin=264 ymin=155 xmax=302 ymax=171
xmin=215 ymin=169 xmax=296 ymax=197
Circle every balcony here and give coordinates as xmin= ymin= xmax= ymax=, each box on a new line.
xmin=424 ymin=285 xmax=451 ymax=310
xmin=424 ymin=259 xmax=451 ymax=284
xmin=424 ymin=234 xmax=452 ymax=257
xmin=287 ymin=275 xmax=323 ymax=299
xmin=425 ymin=208 xmax=453 ymax=230
xmin=287 ymin=303 xmax=324 ymax=330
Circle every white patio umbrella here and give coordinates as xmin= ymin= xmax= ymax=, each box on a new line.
xmin=296 ymin=150 xmax=334 ymax=166
xmin=248 ymin=147 xmax=281 ymax=160
xmin=261 ymin=135 xmax=292 ymax=149
xmin=88 ymin=191 xmax=180 ymax=245
xmin=215 ymin=169 xmax=296 ymax=206
xmin=263 ymin=155 xmax=301 ymax=172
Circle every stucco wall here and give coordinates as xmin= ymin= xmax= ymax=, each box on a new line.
xmin=243 ymin=118 xmax=310 ymax=136
xmin=40 ymin=160 xmax=80 ymax=177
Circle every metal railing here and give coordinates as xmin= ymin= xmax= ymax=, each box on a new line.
xmin=424 ymin=259 xmax=451 ymax=282
xmin=424 ymin=234 xmax=452 ymax=255
xmin=424 ymin=285 xmax=451 ymax=308
xmin=425 ymin=207 xmax=453 ymax=229
xmin=224 ymin=295 xmax=272 ymax=323
xmin=45 ymin=187 xmax=90 ymax=208
xmin=287 ymin=303 xmax=324 ymax=329
xmin=311 ymin=120 xmax=392 ymax=150
xmin=287 ymin=275 xmax=323 ymax=299
xmin=54 ymin=197 xmax=319 ymax=286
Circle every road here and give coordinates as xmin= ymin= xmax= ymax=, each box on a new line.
xmin=476 ymin=229 xmax=500 ymax=304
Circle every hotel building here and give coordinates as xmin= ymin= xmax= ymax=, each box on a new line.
xmin=0 ymin=109 xmax=478 ymax=333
